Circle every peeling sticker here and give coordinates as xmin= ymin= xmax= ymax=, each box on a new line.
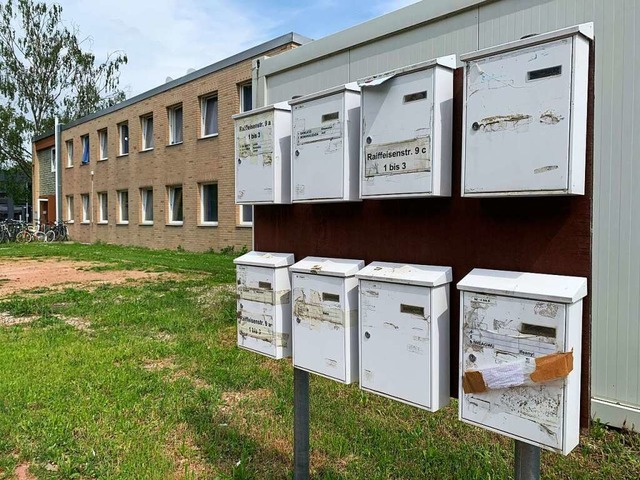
xmin=293 ymin=289 xmax=344 ymax=328
xmin=237 ymin=311 xmax=289 ymax=347
xmin=407 ymin=344 xmax=425 ymax=355
xmin=364 ymin=369 xmax=374 ymax=381
xmin=296 ymin=121 xmax=342 ymax=146
xmin=533 ymin=165 xmax=559 ymax=175
xmin=237 ymin=286 xmax=291 ymax=305
xmin=325 ymin=358 xmax=338 ymax=368
xmin=473 ymin=114 xmax=532 ymax=132
xmin=383 ymin=322 xmax=399 ymax=330
xmin=539 ymin=110 xmax=564 ymax=125
xmin=236 ymin=111 xmax=274 ymax=165
xmin=262 ymin=153 xmax=273 ymax=166
xmin=534 ymin=302 xmax=560 ymax=319
xmin=362 ymin=289 xmax=379 ymax=298
xmin=295 ymin=184 xmax=305 ymax=195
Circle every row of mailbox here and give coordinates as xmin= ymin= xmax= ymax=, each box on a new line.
xmin=234 ymin=251 xmax=587 ymax=455
xmin=235 ymin=23 xmax=592 ymax=202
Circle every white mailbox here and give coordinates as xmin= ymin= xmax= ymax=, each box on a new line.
xmin=234 ymin=251 xmax=295 ymax=359
xmin=359 ymin=56 xmax=455 ymax=199
xmin=356 ymin=262 xmax=452 ymax=411
xmin=234 ymin=103 xmax=291 ymax=204
xmin=457 ymin=269 xmax=587 ymax=454
xmin=290 ymin=256 xmax=364 ymax=383
xmin=289 ymin=84 xmax=361 ymax=203
xmin=461 ymin=23 xmax=593 ymax=196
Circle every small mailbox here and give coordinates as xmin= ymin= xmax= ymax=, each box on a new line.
xmin=457 ymin=268 xmax=587 ymax=454
xmin=234 ymin=103 xmax=291 ymax=204
xmin=356 ymin=262 xmax=452 ymax=411
xmin=461 ymin=23 xmax=593 ymax=196
xmin=234 ymin=251 xmax=295 ymax=359
xmin=290 ymin=256 xmax=364 ymax=384
xmin=359 ymin=56 xmax=455 ymax=198
xmin=289 ymin=84 xmax=361 ymax=203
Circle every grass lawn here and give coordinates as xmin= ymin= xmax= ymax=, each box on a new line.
xmin=0 ymin=243 xmax=638 ymax=479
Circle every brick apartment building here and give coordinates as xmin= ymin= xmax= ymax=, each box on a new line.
xmin=33 ymin=33 xmax=309 ymax=251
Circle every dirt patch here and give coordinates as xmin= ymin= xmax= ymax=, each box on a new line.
xmin=142 ymin=357 xmax=210 ymax=389
xmin=166 ymin=422 xmax=217 ymax=479
xmin=0 ymin=312 xmax=37 ymax=327
xmin=14 ymin=463 xmax=35 ymax=480
xmin=0 ymin=258 xmax=176 ymax=297
xmin=62 ymin=316 xmax=92 ymax=332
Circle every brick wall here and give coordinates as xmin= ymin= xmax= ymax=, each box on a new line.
xmin=59 ymin=43 xmax=294 ymax=252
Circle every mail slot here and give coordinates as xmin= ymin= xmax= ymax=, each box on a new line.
xmin=457 ymin=268 xmax=587 ymax=455
xmin=234 ymin=103 xmax=292 ymax=204
xmin=289 ymin=84 xmax=361 ymax=203
xmin=356 ymin=262 xmax=452 ymax=411
xmin=461 ymin=23 xmax=593 ymax=196
xmin=359 ymin=56 xmax=456 ymax=198
xmin=290 ymin=256 xmax=364 ymax=384
xmin=234 ymin=251 xmax=295 ymax=359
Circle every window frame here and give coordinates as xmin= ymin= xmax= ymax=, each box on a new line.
xmin=117 ymin=190 xmax=129 ymax=224
xmin=240 ymin=82 xmax=253 ymax=113
xmin=50 ymin=147 xmax=56 ymax=173
xmin=118 ymin=122 xmax=129 ymax=156
xmin=199 ymin=182 xmax=219 ymax=226
xmin=140 ymin=187 xmax=154 ymax=224
xmin=65 ymin=195 xmax=74 ymax=223
xmin=167 ymin=185 xmax=184 ymax=225
xmin=239 ymin=204 xmax=253 ymax=227
xmin=200 ymin=94 xmax=219 ymax=138
xmin=141 ymin=113 xmax=154 ymax=151
xmin=168 ymin=104 xmax=183 ymax=145
xmin=98 ymin=128 xmax=108 ymax=160
xmin=97 ymin=191 xmax=108 ymax=224
xmin=81 ymin=194 xmax=90 ymax=223
xmin=66 ymin=140 xmax=73 ymax=167
xmin=81 ymin=135 xmax=90 ymax=164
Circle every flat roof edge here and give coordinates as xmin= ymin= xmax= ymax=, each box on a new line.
xmin=259 ymin=0 xmax=494 ymax=77
xmin=58 ymin=32 xmax=311 ymax=133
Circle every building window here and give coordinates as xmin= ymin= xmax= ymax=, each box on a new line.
xmin=81 ymin=135 xmax=90 ymax=164
xmin=81 ymin=194 xmax=90 ymax=222
xmin=168 ymin=104 xmax=183 ymax=144
xmin=118 ymin=190 xmax=129 ymax=224
xmin=239 ymin=205 xmax=253 ymax=226
xmin=140 ymin=188 xmax=154 ymax=224
xmin=240 ymin=83 xmax=252 ymax=112
xmin=141 ymin=113 xmax=154 ymax=150
xmin=66 ymin=140 xmax=73 ymax=167
xmin=99 ymin=129 xmax=108 ymax=160
xmin=201 ymin=94 xmax=218 ymax=137
xmin=66 ymin=195 xmax=74 ymax=222
xmin=50 ymin=147 xmax=56 ymax=173
xmin=199 ymin=183 xmax=218 ymax=225
xmin=97 ymin=192 xmax=108 ymax=223
xmin=167 ymin=185 xmax=183 ymax=224
xmin=119 ymin=123 xmax=129 ymax=155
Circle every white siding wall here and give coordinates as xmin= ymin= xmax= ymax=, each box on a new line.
xmin=259 ymin=0 xmax=640 ymax=429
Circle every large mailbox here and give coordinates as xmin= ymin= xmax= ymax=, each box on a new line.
xmin=289 ymin=84 xmax=361 ymax=203
xmin=457 ymin=269 xmax=587 ymax=454
xmin=356 ymin=262 xmax=452 ymax=411
xmin=359 ymin=56 xmax=455 ymax=199
xmin=234 ymin=103 xmax=292 ymax=204
xmin=234 ymin=251 xmax=295 ymax=359
xmin=290 ymin=256 xmax=364 ymax=384
xmin=461 ymin=23 xmax=593 ymax=196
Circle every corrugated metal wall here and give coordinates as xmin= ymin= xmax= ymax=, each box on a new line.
xmin=259 ymin=0 xmax=640 ymax=429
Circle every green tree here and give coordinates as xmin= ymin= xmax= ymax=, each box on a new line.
xmin=0 ymin=0 xmax=127 ymax=180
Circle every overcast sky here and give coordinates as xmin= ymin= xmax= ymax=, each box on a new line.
xmin=49 ymin=0 xmax=420 ymax=98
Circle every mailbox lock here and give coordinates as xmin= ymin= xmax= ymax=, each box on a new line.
xmin=237 ymin=158 xmax=242 ymax=164
xmin=295 ymin=150 xmax=300 ymax=157
xmin=296 ymin=317 xmax=301 ymax=324
xmin=366 ymin=136 xmax=372 ymax=145
xmin=468 ymin=353 xmax=476 ymax=362
xmin=471 ymin=122 xmax=480 ymax=131
xmin=364 ymin=331 xmax=371 ymax=339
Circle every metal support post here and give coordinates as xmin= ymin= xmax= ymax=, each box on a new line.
xmin=293 ymin=368 xmax=310 ymax=480
xmin=514 ymin=440 xmax=541 ymax=480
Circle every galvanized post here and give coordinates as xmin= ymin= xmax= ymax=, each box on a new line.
xmin=293 ymin=367 xmax=310 ymax=480
xmin=514 ymin=440 xmax=541 ymax=480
